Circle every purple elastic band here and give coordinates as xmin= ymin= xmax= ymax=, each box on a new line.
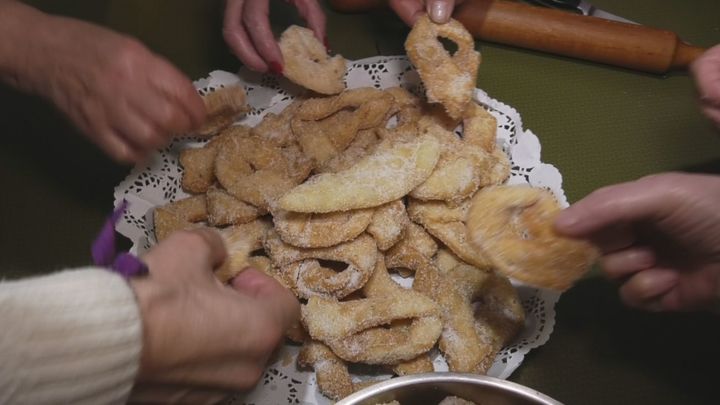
xmin=91 ymin=200 xmax=148 ymax=278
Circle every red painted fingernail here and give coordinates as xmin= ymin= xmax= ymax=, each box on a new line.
xmin=324 ymin=36 xmax=330 ymax=52
xmin=269 ymin=61 xmax=283 ymax=75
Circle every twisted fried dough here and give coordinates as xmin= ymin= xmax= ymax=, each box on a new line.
xmin=279 ymin=25 xmax=346 ymax=95
xmin=153 ymin=195 xmax=207 ymax=242
xmin=297 ymin=341 xmax=354 ymax=401
xmin=405 ymin=15 xmax=480 ymax=119
xmin=367 ymin=200 xmax=410 ymax=251
xmin=196 ymin=85 xmax=249 ymax=137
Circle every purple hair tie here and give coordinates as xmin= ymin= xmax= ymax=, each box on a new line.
xmin=91 ymin=200 xmax=148 ymax=278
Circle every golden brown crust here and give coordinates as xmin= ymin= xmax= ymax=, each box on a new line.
xmin=196 ymin=85 xmax=249 ymax=137
xmin=153 ymin=195 xmax=208 ymax=242
xmin=279 ymin=25 xmax=347 ymax=95
xmin=466 ymin=185 xmax=599 ymax=291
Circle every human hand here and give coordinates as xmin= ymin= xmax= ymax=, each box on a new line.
xmin=223 ymin=0 xmax=326 ymax=74
xmin=691 ymin=44 xmax=720 ymax=128
xmin=131 ymin=228 xmax=300 ymax=390
xmin=389 ymin=0 xmax=464 ymax=26
xmin=3 ymin=3 xmax=206 ymax=163
xmin=555 ymin=173 xmax=720 ymax=312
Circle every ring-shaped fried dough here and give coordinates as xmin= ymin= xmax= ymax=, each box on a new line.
xmin=297 ymin=341 xmax=354 ymax=401
xmin=264 ymin=231 xmax=378 ymax=299
xmin=385 ymin=222 xmax=438 ymax=274
xmin=278 ymin=135 xmax=441 ymax=213
xmin=153 ymin=195 xmax=207 ymax=242
xmin=272 ymin=208 xmax=374 ymax=248
xmin=466 ymin=185 xmax=598 ymax=291
xmin=279 ymin=25 xmax=346 ymax=95
xmin=214 ymin=126 xmax=313 ymax=210
xmin=366 ymin=200 xmax=410 ymax=251
xmin=405 ymin=15 xmax=480 ymax=119
xmin=315 ymin=129 xmax=381 ymax=174
xmin=251 ymin=100 xmax=302 ymax=147
xmin=196 ymin=85 xmax=249 ymax=137
xmin=323 ymin=258 xmax=442 ymax=365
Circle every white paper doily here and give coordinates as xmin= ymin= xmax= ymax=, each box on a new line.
xmin=113 ymin=56 xmax=563 ymax=405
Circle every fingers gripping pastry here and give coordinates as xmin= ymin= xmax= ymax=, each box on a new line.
xmin=466 ymin=185 xmax=599 ymax=291
xmin=279 ymin=25 xmax=347 ymax=95
xmin=367 ymin=200 xmax=410 ymax=251
xmin=214 ymin=219 xmax=272 ymax=283
xmin=278 ymin=135 xmax=441 ymax=213
xmin=206 ymin=186 xmax=260 ymax=226
xmin=298 ymin=341 xmax=354 ymax=401
xmin=272 ymin=208 xmax=375 ymax=249
xmin=153 ymin=195 xmax=208 ymax=241
xmin=264 ymin=231 xmax=378 ymax=299
xmin=196 ymin=85 xmax=249 ymax=137
xmin=405 ymin=15 xmax=480 ymax=120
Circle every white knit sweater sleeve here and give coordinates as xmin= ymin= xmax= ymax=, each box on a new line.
xmin=0 ymin=267 xmax=142 ymax=405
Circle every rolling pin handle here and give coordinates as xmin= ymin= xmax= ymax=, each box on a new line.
xmin=671 ymin=43 xmax=706 ymax=71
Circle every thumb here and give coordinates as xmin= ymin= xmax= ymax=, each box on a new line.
xmin=231 ymin=268 xmax=300 ymax=329
xmin=555 ymin=175 xmax=682 ymax=238
xmin=426 ymin=0 xmax=455 ymax=24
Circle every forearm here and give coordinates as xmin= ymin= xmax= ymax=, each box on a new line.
xmin=0 ymin=0 xmax=52 ymax=92
xmin=0 ymin=268 xmax=142 ymax=404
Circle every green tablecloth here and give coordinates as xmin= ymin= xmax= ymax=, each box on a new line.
xmin=1 ymin=1 xmax=719 ymax=404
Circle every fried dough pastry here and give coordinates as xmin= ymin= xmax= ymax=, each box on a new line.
xmin=367 ymin=200 xmax=410 ymax=251
xmin=214 ymin=125 xmax=313 ymax=211
xmin=322 ymin=258 xmax=442 ymax=365
xmin=473 ymin=271 xmax=526 ymax=373
xmin=302 ymin=293 xmax=440 ymax=343
xmin=153 ymin=195 xmax=207 ymax=241
xmin=264 ymin=231 xmax=378 ymax=299
xmin=467 ymin=185 xmax=598 ymax=291
xmin=214 ymin=219 xmax=271 ymax=283
xmin=292 ymin=89 xmax=393 ymax=168
xmin=408 ymin=198 xmax=492 ymax=269
xmin=297 ymin=341 xmax=354 ymax=401
xmin=410 ymin=120 xmax=488 ymax=203
xmin=385 ymin=222 xmax=438 ymax=274
xmin=196 ymin=85 xmax=249 ymax=137
xmin=279 ymin=25 xmax=346 ymax=95
xmin=251 ymin=100 xmax=301 ymax=147
xmin=438 ymin=397 xmax=477 ymax=405
xmin=405 ymin=15 xmax=480 ymax=119
xmin=278 ymin=134 xmax=441 ymax=213
xmin=179 ymin=131 xmax=230 ymax=193
xmin=315 ymin=129 xmax=381 ymax=174
xmin=272 ymin=208 xmax=374 ymax=248
xmin=206 ymin=186 xmax=259 ymax=226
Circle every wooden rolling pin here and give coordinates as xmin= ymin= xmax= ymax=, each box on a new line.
xmin=328 ymin=0 xmax=706 ymax=73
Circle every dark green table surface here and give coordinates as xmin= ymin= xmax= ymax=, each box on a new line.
xmin=2 ymin=1 xmax=720 ymax=404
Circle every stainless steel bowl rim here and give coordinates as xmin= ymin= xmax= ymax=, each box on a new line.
xmin=336 ymin=373 xmax=563 ymax=405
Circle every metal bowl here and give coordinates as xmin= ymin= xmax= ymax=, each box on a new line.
xmin=336 ymin=373 xmax=563 ymax=405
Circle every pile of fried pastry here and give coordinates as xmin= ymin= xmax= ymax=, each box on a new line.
xmin=152 ymin=18 xmax=597 ymax=401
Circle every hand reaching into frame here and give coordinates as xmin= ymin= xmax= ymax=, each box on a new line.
xmin=555 ymin=173 xmax=720 ymax=312
xmin=131 ymin=228 xmax=300 ymax=391
xmin=692 ymin=44 xmax=720 ymax=128
xmin=0 ymin=2 xmax=206 ymax=163
xmin=223 ymin=0 xmax=327 ymax=74
xmin=389 ymin=0 xmax=465 ymax=26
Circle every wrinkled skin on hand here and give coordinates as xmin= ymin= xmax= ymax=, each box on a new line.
xmin=555 ymin=173 xmax=720 ymax=312
xmin=131 ymin=228 xmax=300 ymax=391
xmin=692 ymin=44 xmax=720 ymax=129
xmin=223 ymin=0 xmax=326 ymax=73
xmin=3 ymin=3 xmax=206 ymax=163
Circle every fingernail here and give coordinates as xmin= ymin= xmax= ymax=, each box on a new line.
xmin=428 ymin=1 xmax=450 ymax=23
xmin=324 ymin=36 xmax=331 ymax=53
xmin=554 ymin=211 xmax=578 ymax=231
xmin=269 ymin=61 xmax=283 ymax=76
